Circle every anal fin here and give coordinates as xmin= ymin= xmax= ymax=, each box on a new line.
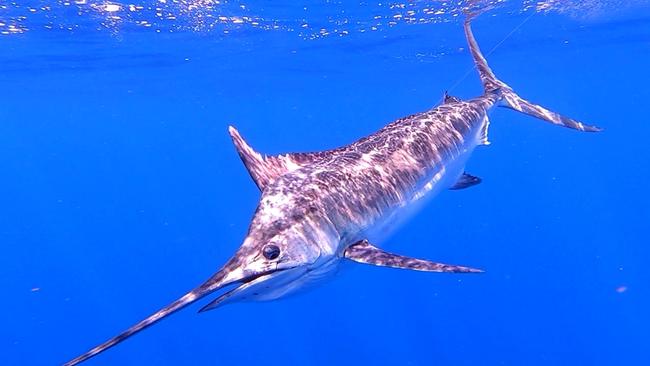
xmin=450 ymin=172 xmax=482 ymax=190
xmin=343 ymin=240 xmax=483 ymax=273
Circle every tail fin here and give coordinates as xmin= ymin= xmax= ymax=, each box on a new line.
xmin=463 ymin=17 xmax=602 ymax=132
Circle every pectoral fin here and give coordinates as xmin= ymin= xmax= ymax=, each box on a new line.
xmin=450 ymin=172 xmax=482 ymax=190
xmin=343 ymin=240 xmax=483 ymax=273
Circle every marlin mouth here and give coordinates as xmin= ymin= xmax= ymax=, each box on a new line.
xmin=198 ymin=266 xmax=299 ymax=313
xmin=241 ymin=268 xmax=287 ymax=283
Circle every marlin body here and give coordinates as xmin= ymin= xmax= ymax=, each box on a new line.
xmin=64 ymin=17 xmax=600 ymax=365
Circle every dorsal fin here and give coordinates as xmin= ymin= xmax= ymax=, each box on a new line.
xmin=228 ymin=126 xmax=325 ymax=190
xmin=443 ymin=91 xmax=462 ymax=104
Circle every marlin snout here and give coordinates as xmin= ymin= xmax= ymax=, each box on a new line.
xmin=62 ymin=253 xmax=289 ymax=366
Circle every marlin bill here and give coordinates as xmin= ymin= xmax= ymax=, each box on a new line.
xmin=63 ymin=15 xmax=600 ymax=366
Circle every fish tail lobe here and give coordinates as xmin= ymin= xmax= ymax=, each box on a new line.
xmin=464 ymin=15 xmax=602 ymax=132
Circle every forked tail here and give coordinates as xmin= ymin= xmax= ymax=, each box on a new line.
xmin=464 ymin=16 xmax=602 ymax=132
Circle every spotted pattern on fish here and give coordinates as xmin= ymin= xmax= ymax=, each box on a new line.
xmin=241 ymin=94 xmax=499 ymax=253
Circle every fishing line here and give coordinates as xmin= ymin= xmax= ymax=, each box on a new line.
xmin=437 ymin=8 xmax=537 ymax=105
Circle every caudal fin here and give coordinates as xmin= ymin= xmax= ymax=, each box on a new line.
xmin=463 ymin=16 xmax=602 ymax=132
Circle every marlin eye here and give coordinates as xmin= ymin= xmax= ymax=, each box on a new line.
xmin=262 ymin=245 xmax=280 ymax=260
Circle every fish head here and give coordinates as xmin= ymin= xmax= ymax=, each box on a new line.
xmin=198 ymin=217 xmax=339 ymax=312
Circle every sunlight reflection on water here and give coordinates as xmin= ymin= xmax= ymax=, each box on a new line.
xmin=0 ymin=0 xmax=648 ymax=38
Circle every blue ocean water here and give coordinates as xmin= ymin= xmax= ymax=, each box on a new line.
xmin=2 ymin=1 xmax=649 ymax=365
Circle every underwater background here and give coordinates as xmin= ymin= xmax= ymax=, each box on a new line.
xmin=1 ymin=1 xmax=649 ymax=365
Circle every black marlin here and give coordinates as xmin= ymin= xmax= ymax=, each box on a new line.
xmin=64 ymin=16 xmax=600 ymax=365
